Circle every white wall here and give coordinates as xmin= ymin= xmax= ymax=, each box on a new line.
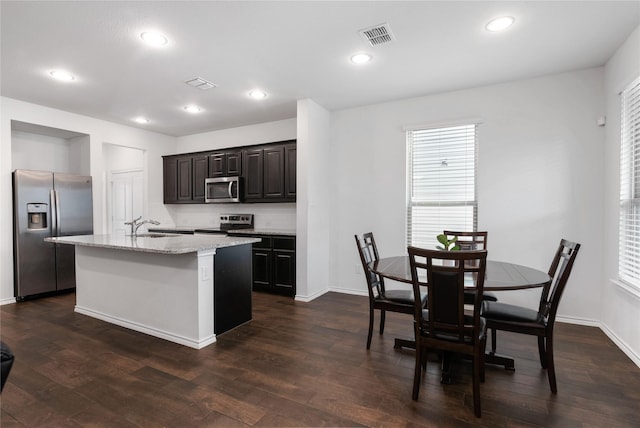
xmin=296 ymin=99 xmax=332 ymax=301
xmin=11 ymin=130 xmax=83 ymax=173
xmin=104 ymin=143 xmax=144 ymax=172
xmin=167 ymin=118 xmax=297 ymax=230
xmin=1 ymin=97 xmax=176 ymax=304
xmin=330 ymin=68 xmax=605 ymax=325
xmin=603 ymin=25 xmax=640 ymax=366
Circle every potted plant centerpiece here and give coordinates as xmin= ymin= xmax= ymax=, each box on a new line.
xmin=436 ymin=233 xmax=460 ymax=251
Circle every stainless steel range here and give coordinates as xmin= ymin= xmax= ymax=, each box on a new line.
xmin=194 ymin=213 xmax=254 ymax=234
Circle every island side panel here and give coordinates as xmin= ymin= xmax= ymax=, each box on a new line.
xmin=213 ymin=243 xmax=252 ymax=335
xmin=74 ymin=246 xmax=215 ymax=349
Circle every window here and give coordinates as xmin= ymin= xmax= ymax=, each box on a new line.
xmin=407 ymin=123 xmax=478 ymax=248
xmin=619 ymin=76 xmax=640 ymax=289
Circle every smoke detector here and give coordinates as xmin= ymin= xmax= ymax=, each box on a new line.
xmin=358 ymin=23 xmax=395 ymax=47
xmin=184 ymin=77 xmax=217 ymax=91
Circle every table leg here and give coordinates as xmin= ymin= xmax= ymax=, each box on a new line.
xmin=394 ymin=338 xmax=416 ymax=349
xmin=485 ymin=352 xmax=516 ymax=370
xmin=441 ymin=352 xmax=453 ymax=384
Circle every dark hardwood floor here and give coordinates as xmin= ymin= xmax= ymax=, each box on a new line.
xmin=1 ymin=291 xmax=639 ymax=427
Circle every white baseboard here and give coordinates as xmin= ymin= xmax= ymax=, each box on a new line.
xmin=555 ymin=316 xmax=639 ymax=368
xmin=555 ymin=315 xmax=600 ymax=327
xmin=600 ymin=322 xmax=640 ymax=368
xmin=0 ymin=297 xmax=16 ymax=306
xmin=328 ymin=287 xmax=368 ymax=297
xmin=74 ymin=305 xmax=216 ymax=349
xmin=294 ymin=287 xmax=329 ymax=302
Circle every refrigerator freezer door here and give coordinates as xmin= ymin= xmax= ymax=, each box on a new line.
xmin=53 ymin=173 xmax=93 ymax=236
xmin=54 ymin=173 xmax=93 ymax=291
xmin=12 ymin=170 xmax=56 ymax=298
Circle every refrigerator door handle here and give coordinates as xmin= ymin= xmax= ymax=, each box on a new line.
xmin=52 ymin=188 xmax=61 ymax=236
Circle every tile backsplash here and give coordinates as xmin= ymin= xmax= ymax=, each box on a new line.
xmin=163 ymin=203 xmax=296 ymax=230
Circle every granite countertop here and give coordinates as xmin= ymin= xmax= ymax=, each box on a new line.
xmin=226 ymin=228 xmax=296 ymax=237
xmin=45 ymin=234 xmax=260 ymax=255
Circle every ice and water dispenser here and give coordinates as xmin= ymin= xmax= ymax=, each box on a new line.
xmin=26 ymin=203 xmax=48 ymax=230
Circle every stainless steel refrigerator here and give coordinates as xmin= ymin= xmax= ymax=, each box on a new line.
xmin=12 ymin=169 xmax=93 ymax=300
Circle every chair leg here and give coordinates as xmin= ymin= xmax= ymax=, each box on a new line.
xmin=367 ymin=307 xmax=374 ymax=349
xmin=480 ymin=336 xmax=486 ymax=383
xmin=472 ymin=349 xmax=482 ymax=417
xmin=421 ymin=345 xmax=427 ymax=369
xmin=379 ymin=310 xmax=386 ymax=335
xmin=546 ymin=333 xmax=557 ymax=394
xmin=537 ymin=336 xmax=547 ymax=369
xmin=412 ymin=339 xmax=422 ymax=400
xmin=491 ymin=328 xmax=497 ymax=353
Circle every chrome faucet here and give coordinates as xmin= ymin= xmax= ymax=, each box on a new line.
xmin=124 ymin=216 xmax=160 ymax=237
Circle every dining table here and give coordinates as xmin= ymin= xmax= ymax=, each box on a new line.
xmin=368 ymin=256 xmax=552 ymax=375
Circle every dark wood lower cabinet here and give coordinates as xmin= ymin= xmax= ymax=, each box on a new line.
xmin=230 ymin=234 xmax=296 ymax=296
xmin=213 ymin=244 xmax=253 ymax=334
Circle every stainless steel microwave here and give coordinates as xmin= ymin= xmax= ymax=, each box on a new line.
xmin=205 ymin=176 xmax=242 ymax=203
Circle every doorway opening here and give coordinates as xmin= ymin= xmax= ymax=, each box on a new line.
xmin=103 ymin=144 xmax=145 ymax=236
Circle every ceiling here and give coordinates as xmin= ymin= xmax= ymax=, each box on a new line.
xmin=2 ymin=1 xmax=639 ymax=137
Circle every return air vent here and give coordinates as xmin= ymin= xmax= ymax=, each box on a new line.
xmin=359 ymin=23 xmax=395 ymax=47
xmin=184 ymin=77 xmax=217 ymax=90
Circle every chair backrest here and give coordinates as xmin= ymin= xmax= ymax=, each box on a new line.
xmin=443 ymin=230 xmax=488 ymax=251
xmin=355 ymin=233 xmax=385 ymax=299
xmin=408 ymin=247 xmax=487 ymax=342
xmin=539 ymin=239 xmax=581 ymax=323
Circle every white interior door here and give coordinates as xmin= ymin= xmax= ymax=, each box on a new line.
xmin=111 ymin=170 xmax=143 ymax=236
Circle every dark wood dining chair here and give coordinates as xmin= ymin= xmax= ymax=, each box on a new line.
xmin=482 ymin=239 xmax=580 ymax=393
xmin=408 ymin=246 xmax=488 ymax=417
xmin=443 ymin=231 xmax=498 ymax=304
xmin=355 ymin=233 xmax=427 ymax=349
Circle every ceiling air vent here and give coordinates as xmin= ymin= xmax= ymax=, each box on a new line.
xmin=184 ymin=77 xmax=217 ymax=91
xmin=359 ymin=23 xmax=395 ymax=47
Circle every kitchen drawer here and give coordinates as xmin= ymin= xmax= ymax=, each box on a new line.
xmin=252 ymin=236 xmax=272 ymax=249
xmin=273 ymin=237 xmax=295 ymax=251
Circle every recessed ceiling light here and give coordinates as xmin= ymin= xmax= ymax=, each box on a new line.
xmin=49 ymin=70 xmax=75 ymax=82
xmin=350 ymin=53 xmax=372 ymax=64
xmin=140 ymin=31 xmax=168 ymax=46
xmin=486 ymin=16 xmax=515 ymax=32
xmin=134 ymin=117 xmax=149 ymax=124
xmin=248 ymin=90 xmax=267 ymax=100
xmin=184 ymin=105 xmax=202 ymax=113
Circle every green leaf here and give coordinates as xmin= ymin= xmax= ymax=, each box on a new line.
xmin=451 ymin=245 xmax=460 ymax=251
xmin=436 ymin=234 xmax=447 ymax=245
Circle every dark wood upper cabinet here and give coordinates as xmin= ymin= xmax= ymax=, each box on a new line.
xmin=192 ymin=154 xmax=208 ymax=202
xmin=164 ymin=140 xmax=295 ymax=204
xmin=242 ymin=140 xmax=296 ymax=203
xmin=177 ymin=156 xmax=193 ymax=202
xmin=208 ymin=150 xmax=242 ymax=178
xmin=243 ymin=148 xmax=264 ymax=201
xmin=208 ymin=152 xmax=226 ymax=178
xmin=163 ymin=153 xmax=207 ymax=204
xmin=264 ymin=146 xmax=285 ymax=199
xmin=227 ymin=151 xmax=242 ymax=176
xmin=284 ymin=144 xmax=296 ymax=200
xmin=163 ymin=157 xmax=178 ymax=203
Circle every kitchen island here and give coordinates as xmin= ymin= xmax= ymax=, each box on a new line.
xmin=46 ymin=233 xmax=260 ymax=349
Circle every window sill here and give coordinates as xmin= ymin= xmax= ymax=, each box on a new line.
xmin=612 ymin=279 xmax=640 ymax=300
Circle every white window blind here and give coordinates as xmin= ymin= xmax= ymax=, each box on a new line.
xmin=619 ymin=76 xmax=640 ymax=289
xmin=407 ymin=124 xmax=477 ymax=249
